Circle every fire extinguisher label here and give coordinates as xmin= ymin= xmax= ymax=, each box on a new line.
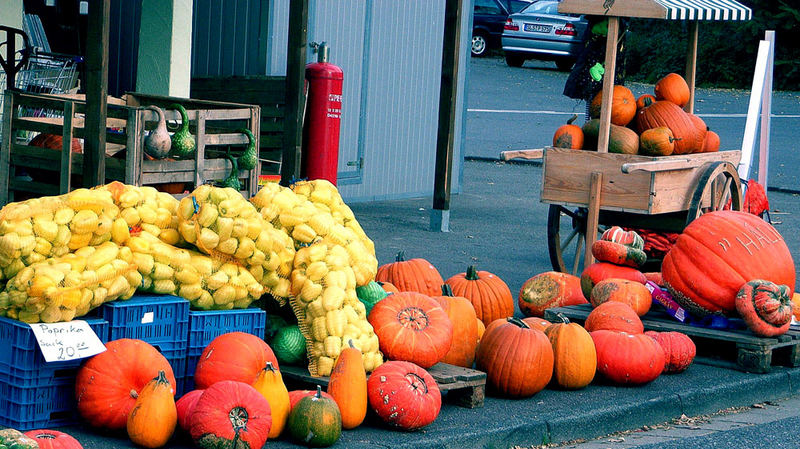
xmin=327 ymin=93 xmax=342 ymax=119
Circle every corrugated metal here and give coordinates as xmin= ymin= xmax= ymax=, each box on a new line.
xmin=107 ymin=1 xmax=141 ymax=97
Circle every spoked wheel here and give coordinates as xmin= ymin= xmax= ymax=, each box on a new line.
xmin=547 ymin=205 xmax=606 ymax=275
xmin=686 ymin=161 xmax=742 ymax=225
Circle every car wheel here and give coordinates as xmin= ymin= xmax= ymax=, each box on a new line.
xmin=556 ymin=58 xmax=575 ymax=72
xmin=471 ymin=31 xmax=488 ymax=57
xmin=505 ymin=53 xmax=526 ymax=68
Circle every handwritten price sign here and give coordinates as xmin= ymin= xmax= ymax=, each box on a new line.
xmin=29 ymin=321 xmax=107 ymax=362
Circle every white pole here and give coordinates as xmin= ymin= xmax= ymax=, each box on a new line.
xmin=739 ymin=40 xmax=770 ymax=180
xmin=758 ymin=31 xmax=775 ymax=188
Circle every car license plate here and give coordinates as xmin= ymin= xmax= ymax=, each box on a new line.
xmin=524 ymin=23 xmax=552 ymax=33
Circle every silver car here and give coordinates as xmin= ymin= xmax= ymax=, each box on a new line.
xmin=501 ymin=0 xmax=589 ymax=71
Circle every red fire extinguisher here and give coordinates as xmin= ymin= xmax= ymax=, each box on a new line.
xmin=302 ymin=42 xmax=343 ymax=185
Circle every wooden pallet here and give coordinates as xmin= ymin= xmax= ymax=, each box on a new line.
xmin=281 ymin=362 xmax=487 ymax=408
xmin=545 ymin=304 xmax=800 ymax=374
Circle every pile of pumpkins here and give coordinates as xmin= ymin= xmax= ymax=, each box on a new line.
xmin=552 ymin=72 xmax=720 ymax=155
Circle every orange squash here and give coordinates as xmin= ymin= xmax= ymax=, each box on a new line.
xmin=251 ymin=362 xmax=290 ymax=438
xmin=585 ymin=301 xmax=644 ymax=334
xmin=375 ymin=251 xmax=444 ymax=296
xmin=590 ymin=278 xmax=652 ymax=316
xmin=127 ymin=370 xmax=177 ymax=448
xmin=654 ymin=73 xmax=690 ymax=108
xmin=378 ymin=281 xmax=400 ymax=294
xmin=639 ymin=127 xmax=678 ymax=156
xmin=445 ymin=265 xmax=514 ymax=326
xmin=433 ymin=285 xmax=479 ymax=368
xmin=687 ymin=113 xmax=707 ymax=135
xmin=518 ymin=271 xmax=587 ymax=317
xmin=636 ymin=94 xmax=656 ymax=110
xmin=522 ymin=317 xmax=552 ymax=332
xmin=544 ymin=317 xmax=597 ymax=389
xmin=636 ymin=101 xmax=703 ymax=154
xmin=327 ymin=340 xmax=368 ymax=429
xmin=553 ymin=114 xmax=584 ymax=149
xmin=589 ymin=85 xmax=637 ymax=126
xmin=702 ymin=130 xmax=720 ymax=152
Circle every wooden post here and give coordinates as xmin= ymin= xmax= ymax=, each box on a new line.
xmin=195 ymin=111 xmax=206 ymax=188
xmin=684 ymin=20 xmax=699 ymax=114
xmin=596 ymin=17 xmax=619 ymax=154
xmin=60 ymin=101 xmax=74 ymax=194
xmin=758 ymin=30 xmax=775 ymax=188
xmin=584 ymin=172 xmax=603 ymax=269
xmin=281 ymin=0 xmax=308 ymax=186
xmin=431 ymin=0 xmax=465 ymax=232
xmin=83 ymin=0 xmax=110 ymax=188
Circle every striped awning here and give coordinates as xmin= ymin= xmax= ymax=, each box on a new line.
xmin=558 ymin=0 xmax=752 ymax=21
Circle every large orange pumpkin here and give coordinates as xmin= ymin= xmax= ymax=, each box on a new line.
xmin=636 ymin=100 xmax=704 ymax=154
xmin=190 ymin=381 xmax=272 ymax=449
xmin=590 ymin=278 xmax=652 ymax=316
xmin=518 ymin=271 xmax=587 ymax=317
xmin=639 ymin=127 xmax=677 ymax=156
xmin=368 ymin=291 xmax=453 ymax=368
xmin=552 ymin=114 xmax=584 ymax=149
xmin=367 ymin=361 xmax=441 ymax=430
xmin=476 ymin=318 xmax=553 ymax=398
xmin=445 ymin=265 xmax=514 ymax=326
xmin=375 ymin=251 xmax=444 ymax=296
xmin=654 ymin=73 xmax=690 ymax=108
xmin=75 ymin=339 xmax=177 ymax=430
xmin=194 ymin=332 xmax=279 ymax=389
xmin=581 ymin=262 xmax=647 ymax=299
xmin=591 ymin=330 xmax=665 ymax=385
xmin=662 ymin=210 xmax=796 ymax=316
xmin=589 ymin=85 xmax=637 ymax=126
xmin=544 ymin=317 xmax=596 ymax=389
xmin=584 ymin=301 xmax=644 ymax=334
xmin=432 ymin=285 xmax=479 ymax=368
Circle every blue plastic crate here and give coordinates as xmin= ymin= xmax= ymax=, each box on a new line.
xmin=101 ymin=294 xmax=189 ymax=344
xmin=160 ymin=345 xmax=187 ymax=380
xmin=0 ymin=379 xmax=78 ymax=430
xmin=0 ymin=316 xmax=109 ymax=388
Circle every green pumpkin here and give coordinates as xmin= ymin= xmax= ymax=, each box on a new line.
xmin=237 ymin=128 xmax=257 ymax=171
xmin=287 ymin=385 xmax=341 ymax=447
xmin=266 ymin=314 xmax=290 ymax=340
xmin=272 ymin=324 xmax=306 ymax=364
xmin=169 ymin=103 xmax=196 ymax=159
xmin=356 ymin=281 xmax=389 ymax=316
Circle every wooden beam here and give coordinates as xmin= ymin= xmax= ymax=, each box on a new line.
xmin=684 ymin=21 xmax=699 ymax=114
xmin=281 ymin=0 xmax=308 ymax=186
xmin=584 ymin=172 xmax=603 ymax=268
xmin=596 ymin=17 xmax=619 ymax=154
xmin=83 ymin=0 xmax=110 ymax=188
xmin=558 ymin=0 xmax=667 ymax=19
xmin=431 ymin=0 xmax=465 ymax=231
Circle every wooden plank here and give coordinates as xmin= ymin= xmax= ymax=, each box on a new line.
xmin=558 ymin=0 xmax=668 ymax=19
xmin=597 ymin=17 xmax=619 ymax=154
xmin=15 ymin=115 xmax=129 ymax=130
xmin=60 ymin=102 xmax=75 ymax=194
xmin=281 ymin=0 xmax=308 ymax=185
xmin=249 ymin=106 xmax=261 ymax=197
xmin=195 ymin=111 xmax=206 ymax=189
xmin=685 ymin=21 xmax=699 ymax=114
xmin=500 ymin=148 xmax=544 ymax=161
xmin=9 ymin=179 xmax=59 ymax=196
xmin=0 ymin=91 xmax=14 ymax=205
xmin=125 ymin=108 xmax=143 ymax=185
xmin=651 ymin=152 xmax=742 ymax=213
xmin=203 ymin=133 xmax=251 ymax=146
xmin=84 ymin=0 xmax=110 ymax=187
xmin=584 ymin=172 xmax=602 ymax=268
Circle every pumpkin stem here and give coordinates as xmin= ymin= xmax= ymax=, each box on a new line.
xmin=130 ymin=389 xmax=138 ymax=399
xmin=567 ymin=114 xmax=578 ymax=125
xmin=554 ymin=312 xmax=570 ymax=324
xmin=35 ymin=433 xmax=55 ymax=439
xmin=441 ymin=284 xmax=454 ymax=297
xmin=395 ymin=251 xmax=406 ymax=262
xmin=465 ymin=265 xmax=479 ymax=281
xmin=314 ymin=384 xmax=323 ymax=400
xmin=348 ymin=339 xmax=355 ymax=349
xmin=264 ymin=362 xmax=277 ymax=372
xmin=153 ymin=370 xmax=169 ymax=385
xmin=507 ymin=317 xmax=530 ymax=329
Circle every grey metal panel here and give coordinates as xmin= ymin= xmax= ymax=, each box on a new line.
xmin=267 ymin=0 xmax=290 ymax=76
xmin=107 ymin=0 xmax=141 ymax=97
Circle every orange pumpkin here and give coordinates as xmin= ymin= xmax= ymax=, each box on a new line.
xmin=590 ymin=278 xmax=652 ymax=316
xmin=375 ymin=251 xmax=444 ymax=296
xmin=327 ymin=340 xmax=367 ymax=429
xmin=654 ymin=73 xmax=690 ymax=108
xmin=194 ymin=332 xmax=279 ymax=389
xmin=702 ymin=130 xmax=720 ymax=152
xmin=522 ymin=317 xmax=552 ymax=332
xmin=580 ymin=262 xmax=647 ymax=300
xmin=518 ymin=271 xmax=587 ymax=317
xmin=639 ymin=127 xmax=678 ymax=156
xmin=544 ymin=316 xmax=597 ymax=389
xmin=584 ymin=301 xmax=644 ymax=334
xmin=552 ymin=114 xmax=584 ymax=149
xmin=792 ymin=293 xmax=800 ymax=322
xmin=589 ymin=85 xmax=637 ymax=126
xmin=432 ymin=285 xmax=479 ymax=368
xmin=687 ymin=113 xmax=707 ymax=135
xmin=378 ymin=281 xmax=400 ymax=294
xmin=127 ymin=370 xmax=177 ymax=448
xmin=445 ymin=265 xmax=514 ymax=326
xmin=636 ymin=94 xmax=656 ymax=110
xmin=636 ymin=100 xmax=703 ymax=154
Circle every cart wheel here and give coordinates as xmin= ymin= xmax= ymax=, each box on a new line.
xmin=547 ymin=205 xmax=606 ymax=275
xmin=686 ymin=161 xmax=742 ymax=225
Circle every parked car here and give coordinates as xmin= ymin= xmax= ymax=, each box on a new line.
xmin=501 ymin=0 xmax=589 ymax=71
xmin=472 ymin=0 xmax=535 ymax=57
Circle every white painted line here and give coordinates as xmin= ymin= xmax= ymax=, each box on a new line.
xmin=467 ymin=108 xmax=800 ymax=118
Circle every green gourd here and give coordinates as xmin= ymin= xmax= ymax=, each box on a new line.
xmin=220 ymin=153 xmax=241 ymax=190
xmin=356 ymin=281 xmax=389 ymax=316
xmin=271 ymin=324 xmax=307 ymax=364
xmin=170 ymin=103 xmax=196 ymax=159
xmin=237 ymin=128 xmax=257 ymax=171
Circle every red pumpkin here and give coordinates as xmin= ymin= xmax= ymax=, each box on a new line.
xmin=589 ymin=85 xmax=637 ymax=126
xmin=445 ymin=265 xmax=514 ymax=326
xmin=581 ymin=262 xmax=647 ymax=299
xmin=368 ymin=291 xmax=453 ymax=368
xmin=585 ymin=301 xmax=644 ymax=334
xmin=654 ymin=73 xmax=690 ymax=108
xmin=644 ymin=331 xmax=696 ymax=373
xmin=375 ymin=251 xmax=444 ymax=296
xmin=702 ymin=130 xmax=720 ymax=152
xmin=476 ymin=318 xmax=554 ymax=398
xmin=662 ymin=211 xmax=796 ymax=316
xmin=23 ymin=430 xmax=83 ymax=449
xmin=636 ymin=100 xmax=704 ymax=154
xmin=194 ymin=332 xmax=279 ymax=389
xmin=288 ymin=390 xmax=335 ymax=410
xmin=75 ymin=339 xmax=177 ymax=430
xmin=591 ymin=240 xmax=647 ymax=268
xmin=553 ymin=114 xmax=584 ymax=149
xmin=590 ymin=278 xmax=652 ymax=316
xmin=591 ymin=330 xmax=665 ymax=385
xmin=518 ymin=271 xmax=587 ymax=317
xmin=367 ymin=361 xmax=441 ymax=430
xmin=190 ymin=381 xmax=272 ymax=449
xmin=644 ymin=272 xmax=664 ymax=286
xmin=432 ymin=285 xmax=479 ymax=368
xmin=735 ymin=280 xmax=793 ymax=337
xmin=176 ymin=390 xmax=205 ymax=431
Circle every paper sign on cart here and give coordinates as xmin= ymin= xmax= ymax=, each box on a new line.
xmin=29 ymin=321 xmax=107 ymax=362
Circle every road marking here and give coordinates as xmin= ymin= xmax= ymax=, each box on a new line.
xmin=467 ymin=108 xmax=800 ymax=118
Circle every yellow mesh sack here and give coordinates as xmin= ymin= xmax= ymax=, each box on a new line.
xmin=95 ymin=181 xmax=183 ymax=246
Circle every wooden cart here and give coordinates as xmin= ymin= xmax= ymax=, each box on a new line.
xmin=504 ymin=0 xmax=752 ymax=275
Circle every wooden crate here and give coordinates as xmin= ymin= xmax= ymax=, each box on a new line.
xmin=545 ymin=304 xmax=800 ymax=374
xmin=0 ymin=90 xmax=260 ymax=205
xmin=281 ymin=362 xmax=487 ymax=408
xmin=540 ymin=148 xmax=742 ymax=214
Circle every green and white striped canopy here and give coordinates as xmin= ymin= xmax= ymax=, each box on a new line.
xmin=558 ymin=0 xmax=752 ymax=21
xmin=655 ymin=0 xmax=751 ymax=20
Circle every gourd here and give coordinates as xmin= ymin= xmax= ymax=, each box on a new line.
xmin=355 ymin=280 xmax=389 ymax=315
xmin=169 ymin=103 xmax=196 ymax=159
xmin=518 ymin=271 xmax=587 ymax=317
xmin=288 ymin=389 xmax=335 ymax=410
xmin=432 ymin=284 xmax=479 ymax=368
xmin=237 ymin=128 xmax=258 ymax=171
xmin=589 ymin=85 xmax=637 ymax=126
xmin=662 ymin=210 xmax=795 ymax=316
xmin=655 ymin=73 xmax=691 ymax=108
xmin=590 ymin=278 xmax=652 ymax=316
xmin=639 ymin=127 xmax=678 ymax=156
xmin=591 ymin=240 xmax=647 ymax=268
xmin=644 ymin=331 xmax=696 ymax=373
xmin=735 ymin=279 xmax=793 ymax=337
xmin=601 ymin=226 xmax=645 ymax=249
xmin=271 ymin=324 xmax=307 ymax=365
xmin=368 ymin=291 xmax=453 ymax=368
xmin=635 ymin=100 xmax=704 ymax=154
xmin=581 ymin=119 xmax=639 ymax=154
xmin=190 ymin=381 xmax=272 ymax=449
xmin=580 ymin=262 xmax=647 ymax=299
xmin=194 ymin=332 xmax=280 ymax=389
xmin=445 ymin=265 xmax=514 ymax=326
xmin=544 ymin=315 xmax=597 ymax=389
xmin=143 ymin=106 xmax=172 ymax=159
xmin=327 ymin=340 xmax=367 ymax=429
xmin=176 ymin=389 xmax=205 ymax=431
xmin=287 ymin=385 xmax=342 ymax=447
xmin=552 ymin=114 xmax=584 ymax=149
xmin=220 ymin=153 xmax=241 ymax=190
xmin=375 ymin=251 xmax=444 ymax=296
xmin=127 ymin=370 xmax=178 ymax=448
xmin=591 ymin=330 xmax=665 ymax=385
xmin=252 ymin=362 xmax=291 ymax=438
xmin=23 ymin=430 xmax=83 ymax=449
xmin=476 ymin=317 xmax=553 ymax=398
xmin=584 ymin=301 xmax=643 ymax=334
xmin=75 ymin=339 xmax=176 ymax=430
xmin=367 ymin=361 xmax=441 ymax=430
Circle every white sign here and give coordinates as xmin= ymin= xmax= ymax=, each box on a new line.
xmin=29 ymin=321 xmax=107 ymax=362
